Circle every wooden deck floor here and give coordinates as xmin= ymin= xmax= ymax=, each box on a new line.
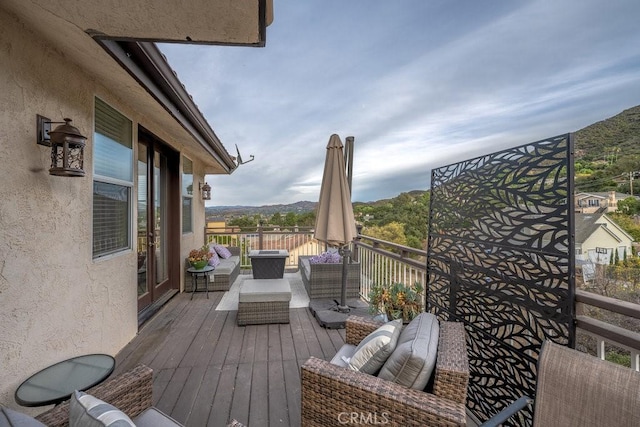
xmin=114 ymin=274 xmax=346 ymax=427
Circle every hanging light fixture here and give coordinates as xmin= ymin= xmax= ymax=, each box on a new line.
xmin=200 ymin=181 xmax=211 ymax=200
xmin=37 ymin=115 xmax=87 ymax=177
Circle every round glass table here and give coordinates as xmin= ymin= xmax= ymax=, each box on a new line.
xmin=15 ymin=354 xmax=115 ymax=407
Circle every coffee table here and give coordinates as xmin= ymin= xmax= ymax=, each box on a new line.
xmin=15 ymin=354 xmax=115 ymax=407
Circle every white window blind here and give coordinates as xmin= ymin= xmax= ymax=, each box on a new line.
xmin=182 ymin=157 xmax=194 ymax=234
xmin=93 ymin=98 xmax=133 ymax=258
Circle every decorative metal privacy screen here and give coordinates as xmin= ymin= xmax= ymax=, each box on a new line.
xmin=426 ymin=134 xmax=575 ymax=425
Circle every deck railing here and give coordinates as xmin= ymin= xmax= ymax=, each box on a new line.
xmin=352 ymin=235 xmax=427 ymax=303
xmin=205 ymin=227 xmax=640 ymax=369
xmin=205 ymin=225 xmax=326 ymax=269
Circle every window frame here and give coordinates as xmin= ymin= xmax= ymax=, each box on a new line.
xmin=182 ymin=156 xmax=194 ymax=234
xmin=92 ymin=97 xmax=134 ymax=260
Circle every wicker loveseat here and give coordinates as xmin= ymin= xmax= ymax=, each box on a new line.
xmin=185 ymin=246 xmax=240 ymax=292
xmin=298 ymin=255 xmax=360 ymax=299
xmin=301 ymin=315 xmax=469 ymax=427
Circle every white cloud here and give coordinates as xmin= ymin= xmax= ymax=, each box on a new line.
xmin=159 ymin=0 xmax=640 ymax=206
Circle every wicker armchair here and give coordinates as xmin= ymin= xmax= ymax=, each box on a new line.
xmin=34 ymin=364 xmax=247 ymax=427
xmin=301 ymin=316 xmax=469 ymax=427
xmin=35 ymin=364 xmax=153 ymax=427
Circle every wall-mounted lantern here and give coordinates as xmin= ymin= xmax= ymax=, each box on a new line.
xmin=37 ymin=115 xmax=87 ymax=177
xmin=200 ymin=181 xmax=211 ymax=200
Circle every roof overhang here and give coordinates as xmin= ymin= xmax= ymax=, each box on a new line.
xmin=94 ymin=39 xmax=237 ymax=173
xmin=2 ymin=0 xmax=272 ymax=174
xmin=9 ymin=0 xmax=272 ymax=46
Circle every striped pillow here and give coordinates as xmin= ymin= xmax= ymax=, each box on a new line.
xmin=213 ymin=244 xmax=233 ymax=259
xmin=69 ymin=391 xmax=135 ymax=427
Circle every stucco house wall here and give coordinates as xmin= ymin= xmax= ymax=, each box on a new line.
xmin=0 ymin=10 xmax=211 ymax=411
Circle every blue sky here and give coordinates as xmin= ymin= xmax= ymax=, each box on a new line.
xmin=159 ymin=0 xmax=640 ymax=206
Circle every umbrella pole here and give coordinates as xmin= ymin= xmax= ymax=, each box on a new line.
xmin=337 ymin=246 xmax=350 ymax=313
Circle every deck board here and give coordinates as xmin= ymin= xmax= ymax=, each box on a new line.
xmin=114 ymin=273 xmax=347 ymax=427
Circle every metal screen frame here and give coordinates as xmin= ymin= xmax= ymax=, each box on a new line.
xmin=426 ymin=134 xmax=575 ymax=425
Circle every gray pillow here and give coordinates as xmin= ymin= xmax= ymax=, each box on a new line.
xmin=378 ymin=312 xmax=439 ymax=390
xmin=69 ymin=391 xmax=135 ymax=427
xmin=0 ymin=407 xmax=46 ymax=427
xmin=348 ymin=319 xmax=403 ymax=374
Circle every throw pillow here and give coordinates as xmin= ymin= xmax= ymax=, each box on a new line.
xmin=213 ymin=244 xmax=233 ymax=259
xmin=348 ymin=319 xmax=403 ymax=374
xmin=0 ymin=407 xmax=46 ymax=427
xmin=378 ymin=312 xmax=439 ymax=390
xmin=208 ymin=250 xmax=221 ymax=268
xmin=69 ymin=391 xmax=135 ymax=427
xmin=309 ymin=251 xmax=342 ymax=264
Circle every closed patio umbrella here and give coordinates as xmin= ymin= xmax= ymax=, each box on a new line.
xmin=314 ymin=134 xmax=357 ymax=312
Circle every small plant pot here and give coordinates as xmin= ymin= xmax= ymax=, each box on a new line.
xmin=190 ymin=260 xmax=208 ymax=270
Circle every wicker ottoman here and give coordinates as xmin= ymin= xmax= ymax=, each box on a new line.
xmin=237 ymin=279 xmax=291 ymax=325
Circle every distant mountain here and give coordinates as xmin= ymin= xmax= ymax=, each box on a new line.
xmin=206 ymin=200 xmax=317 ymax=218
xmin=206 ymin=190 xmax=428 ymax=218
xmin=574 ymin=105 xmax=640 ymax=161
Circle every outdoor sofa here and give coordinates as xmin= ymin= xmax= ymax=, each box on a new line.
xmin=301 ymin=314 xmax=469 ymax=426
xmin=298 ymin=255 xmax=361 ymax=299
xmin=185 ymin=246 xmax=240 ymax=292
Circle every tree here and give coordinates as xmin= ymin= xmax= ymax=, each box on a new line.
xmin=269 ymin=212 xmax=282 ymax=226
xmin=363 ymin=222 xmax=407 ymax=246
xmin=617 ymin=197 xmax=640 ymax=216
xmin=283 ymin=212 xmax=297 ymax=227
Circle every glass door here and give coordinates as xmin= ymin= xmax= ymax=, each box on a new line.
xmin=137 ymin=130 xmax=177 ymax=312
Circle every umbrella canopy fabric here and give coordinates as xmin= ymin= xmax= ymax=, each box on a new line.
xmin=314 ymin=134 xmax=357 ymax=247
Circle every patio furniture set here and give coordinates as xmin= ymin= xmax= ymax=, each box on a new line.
xmin=237 ymin=250 xmax=292 ymax=326
xmin=7 ymin=243 xmax=638 ymax=426
xmin=5 ymin=299 xmax=639 ymax=426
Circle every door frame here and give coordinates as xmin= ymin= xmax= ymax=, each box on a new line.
xmin=137 ymin=125 xmax=180 ymax=317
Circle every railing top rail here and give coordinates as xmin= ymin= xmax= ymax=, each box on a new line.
xmin=356 ymin=234 xmax=427 ymax=257
xmin=576 ymin=289 xmax=640 ymax=320
xmin=354 ymin=240 xmax=426 ymax=271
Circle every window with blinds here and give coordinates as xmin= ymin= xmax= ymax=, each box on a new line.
xmin=93 ymin=98 xmax=133 ymax=258
xmin=182 ymin=157 xmax=193 ymax=233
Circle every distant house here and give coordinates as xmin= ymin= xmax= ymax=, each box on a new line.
xmin=575 ymin=191 xmax=633 ymax=214
xmin=575 ymin=213 xmax=634 ymax=264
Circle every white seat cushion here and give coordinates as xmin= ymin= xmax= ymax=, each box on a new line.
xmin=239 ymin=279 xmax=291 ymax=303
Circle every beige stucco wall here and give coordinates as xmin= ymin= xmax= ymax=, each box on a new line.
xmin=0 ymin=9 xmax=210 ymax=412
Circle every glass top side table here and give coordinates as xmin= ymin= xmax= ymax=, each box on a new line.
xmin=187 ymin=265 xmax=215 ymax=299
xmin=15 ymin=354 xmax=115 ymax=407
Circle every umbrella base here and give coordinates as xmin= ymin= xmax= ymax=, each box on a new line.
xmin=310 ymin=298 xmax=371 ymax=329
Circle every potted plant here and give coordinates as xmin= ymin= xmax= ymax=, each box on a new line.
xmin=188 ymin=245 xmax=212 ymax=270
xmin=368 ymin=281 xmax=425 ymax=323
